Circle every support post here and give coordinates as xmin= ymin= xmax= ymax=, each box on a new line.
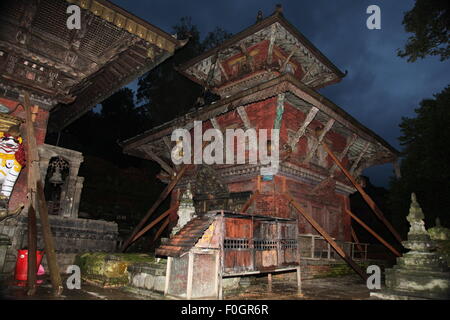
xmin=152 ymin=217 xmax=170 ymax=242
xmin=26 ymin=205 xmax=37 ymax=296
xmin=321 ymin=142 xmax=403 ymax=245
xmin=329 ymin=133 xmax=357 ymax=176
xmin=296 ymin=266 xmax=302 ymax=295
xmin=268 ymin=273 xmax=272 ymax=292
xmin=23 ymin=92 xmax=62 ymax=296
xmin=36 ymin=181 xmax=63 ymax=295
xmin=327 ymin=242 xmax=331 ymax=260
xmin=289 ymin=106 xmax=319 ymax=150
xmin=131 ymin=204 xmax=179 ymax=244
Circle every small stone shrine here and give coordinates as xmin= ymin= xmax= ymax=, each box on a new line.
xmin=371 ymin=193 xmax=450 ymax=300
xmin=170 ymin=184 xmax=196 ymax=237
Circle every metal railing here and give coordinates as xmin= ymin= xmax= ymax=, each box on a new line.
xmin=299 ymin=234 xmax=368 ymax=261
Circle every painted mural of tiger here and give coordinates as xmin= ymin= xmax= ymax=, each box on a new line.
xmin=0 ymin=125 xmax=25 ymax=199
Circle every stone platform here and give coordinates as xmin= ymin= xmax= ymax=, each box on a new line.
xmin=0 ymin=214 xmax=118 ymax=274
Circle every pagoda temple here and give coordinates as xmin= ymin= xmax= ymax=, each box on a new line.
xmin=122 ymin=6 xmax=399 ymax=251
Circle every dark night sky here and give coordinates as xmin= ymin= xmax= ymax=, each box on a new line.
xmin=111 ymin=0 xmax=450 ymax=187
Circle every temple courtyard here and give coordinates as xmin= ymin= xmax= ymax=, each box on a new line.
xmin=1 ymin=274 xmax=373 ymax=300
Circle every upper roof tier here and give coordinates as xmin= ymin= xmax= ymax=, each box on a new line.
xmin=179 ymin=8 xmax=346 ymax=98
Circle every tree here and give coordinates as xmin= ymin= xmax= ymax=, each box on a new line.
xmin=389 ymin=86 xmax=450 ymax=230
xmin=137 ymin=17 xmax=232 ymax=125
xmin=398 ymin=0 xmax=450 ymax=62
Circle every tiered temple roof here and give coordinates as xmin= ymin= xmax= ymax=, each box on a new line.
xmin=122 ymin=10 xmax=398 ymax=178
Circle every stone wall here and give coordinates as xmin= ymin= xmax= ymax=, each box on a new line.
xmin=0 ymin=213 xmax=118 ymax=274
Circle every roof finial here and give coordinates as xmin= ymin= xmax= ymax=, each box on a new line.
xmin=275 ymin=4 xmax=283 ymax=15
xmin=256 ymin=10 xmax=263 ymax=23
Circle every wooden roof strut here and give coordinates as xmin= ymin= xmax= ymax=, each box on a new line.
xmin=321 ymin=141 xmax=403 ymax=245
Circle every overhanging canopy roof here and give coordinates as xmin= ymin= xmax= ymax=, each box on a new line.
xmin=0 ymin=0 xmax=184 ymax=131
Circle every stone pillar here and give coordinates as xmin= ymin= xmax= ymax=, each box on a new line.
xmin=38 ymin=144 xmax=84 ymax=218
xmin=71 ymin=177 xmax=84 ymax=218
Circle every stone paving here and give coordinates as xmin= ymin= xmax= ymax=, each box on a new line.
xmin=1 ymin=274 xmax=372 ymax=300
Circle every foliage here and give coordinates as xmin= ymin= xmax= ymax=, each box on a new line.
xmin=398 ymin=0 xmax=450 ymax=62
xmin=389 ymin=86 xmax=450 ymax=229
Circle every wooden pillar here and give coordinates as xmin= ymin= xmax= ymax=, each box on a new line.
xmin=327 ymin=242 xmax=331 ymax=260
xmin=267 ymin=273 xmax=273 ymax=292
xmin=186 ymin=251 xmax=194 ymax=299
xmin=23 ymin=92 xmax=62 ymax=296
xmin=296 ymin=266 xmax=302 ymax=295
xmin=26 ymin=205 xmax=37 ymax=296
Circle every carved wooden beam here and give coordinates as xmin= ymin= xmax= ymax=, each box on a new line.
xmin=304 ymin=118 xmax=335 ymax=163
xmin=349 ymin=141 xmax=370 ymax=174
xmin=273 ymin=93 xmax=285 ymax=130
xmin=239 ymin=43 xmax=255 ymax=72
xmin=141 ymin=145 xmax=175 ymax=176
xmin=236 ymin=106 xmax=252 ymax=130
xmin=205 ymin=53 xmax=219 ymax=87
xmin=289 ymin=106 xmax=319 ymax=150
xmin=329 ymin=133 xmax=357 ymax=176
xmin=217 ymin=59 xmax=229 ymax=81
xmin=267 ymin=24 xmax=276 ymax=65
xmin=281 ymin=50 xmax=295 ymax=72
